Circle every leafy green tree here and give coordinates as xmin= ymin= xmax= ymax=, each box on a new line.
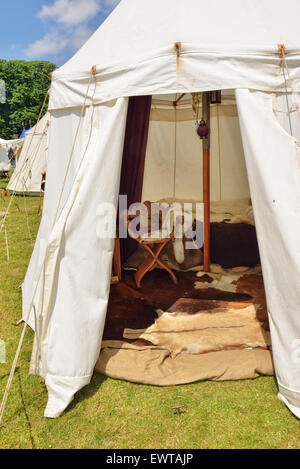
xmin=0 ymin=60 xmax=56 ymax=139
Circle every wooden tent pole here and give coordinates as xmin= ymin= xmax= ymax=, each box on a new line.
xmin=202 ymin=92 xmax=211 ymax=272
xmin=173 ymin=93 xmax=186 ymax=107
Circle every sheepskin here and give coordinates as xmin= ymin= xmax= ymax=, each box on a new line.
xmin=158 ymin=197 xmax=254 ymax=225
xmin=123 ymin=303 xmax=270 ymax=357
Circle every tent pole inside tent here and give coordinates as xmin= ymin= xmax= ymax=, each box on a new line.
xmin=202 ymin=91 xmax=211 ymax=272
xmin=173 ymin=93 xmax=186 ymax=107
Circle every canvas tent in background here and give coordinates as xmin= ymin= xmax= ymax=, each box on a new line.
xmin=0 ymin=138 xmax=24 ymax=172
xmin=14 ymin=0 xmax=300 ymax=419
xmin=0 ymin=141 xmax=12 ymax=173
xmin=7 ymin=113 xmax=49 ymax=195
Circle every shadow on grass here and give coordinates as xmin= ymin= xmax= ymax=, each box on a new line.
xmin=0 ymin=372 xmax=11 ymax=383
xmin=65 ymin=373 xmax=108 ymax=414
xmin=16 ymin=369 xmax=36 ymax=449
xmin=0 ymin=367 xmax=47 ymax=437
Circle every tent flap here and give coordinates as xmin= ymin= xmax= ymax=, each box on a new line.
xmin=236 ymin=88 xmax=300 ymax=419
xmin=23 ymin=98 xmax=128 ymax=418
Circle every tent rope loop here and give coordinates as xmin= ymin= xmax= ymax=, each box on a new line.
xmin=277 ymin=44 xmax=300 ymax=136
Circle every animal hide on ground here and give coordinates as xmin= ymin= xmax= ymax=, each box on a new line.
xmin=123 ymin=303 xmax=270 ymax=357
xmin=194 ymin=266 xmax=262 ymax=292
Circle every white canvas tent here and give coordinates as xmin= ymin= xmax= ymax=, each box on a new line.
xmin=7 ymin=113 xmax=49 ymax=195
xmin=18 ymin=0 xmax=300 ymax=419
xmin=0 ymin=138 xmax=24 ymax=150
xmin=0 ymin=138 xmax=24 ymax=172
xmin=0 ymin=143 xmax=11 ymax=173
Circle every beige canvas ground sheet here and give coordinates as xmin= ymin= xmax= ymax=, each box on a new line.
xmin=96 ymin=302 xmax=273 ymax=385
xmin=96 ymin=343 xmax=274 ymax=385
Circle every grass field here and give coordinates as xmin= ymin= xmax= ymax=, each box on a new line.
xmin=0 ymin=174 xmax=299 ymax=449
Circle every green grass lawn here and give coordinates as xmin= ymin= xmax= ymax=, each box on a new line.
xmin=0 ymin=174 xmax=299 ymax=449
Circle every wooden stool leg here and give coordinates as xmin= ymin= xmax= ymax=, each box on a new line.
xmin=134 ymin=241 xmax=178 ymax=288
xmin=154 ymin=240 xmax=178 ymax=285
xmin=156 ymin=257 xmax=178 ymax=285
xmin=134 ymin=251 xmax=157 ymax=288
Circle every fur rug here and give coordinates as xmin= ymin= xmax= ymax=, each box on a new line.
xmin=123 ymin=303 xmax=270 ymax=357
xmin=195 ymin=265 xmax=262 ymax=292
xmin=158 ymin=197 xmax=254 ymax=225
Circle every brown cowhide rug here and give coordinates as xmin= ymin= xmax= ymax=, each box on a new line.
xmin=123 ymin=302 xmax=270 ymax=357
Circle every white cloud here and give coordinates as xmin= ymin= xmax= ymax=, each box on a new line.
xmin=25 ymin=25 xmax=94 ymax=58
xmin=25 ymin=0 xmax=121 ymax=59
xmin=38 ymin=0 xmax=101 ymax=27
xmin=25 ymin=30 xmax=69 ymax=58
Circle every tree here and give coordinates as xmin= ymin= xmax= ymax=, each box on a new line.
xmin=0 ymin=60 xmax=56 ymax=139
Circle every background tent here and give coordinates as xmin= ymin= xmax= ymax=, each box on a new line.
xmin=7 ymin=113 xmax=49 ymax=195
xmin=0 ymin=138 xmax=24 ymax=149
xmin=0 ymin=140 xmax=12 ymax=173
xmin=0 ymin=137 xmax=24 ymax=172
xmin=14 ymin=0 xmax=300 ymax=419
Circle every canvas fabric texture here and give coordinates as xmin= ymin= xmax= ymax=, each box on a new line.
xmin=96 ymin=342 xmax=274 ymax=386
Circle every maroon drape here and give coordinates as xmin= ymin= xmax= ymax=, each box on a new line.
xmin=119 ymin=95 xmax=152 ymax=261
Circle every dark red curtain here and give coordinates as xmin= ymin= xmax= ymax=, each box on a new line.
xmin=119 ymin=95 xmax=152 ymax=261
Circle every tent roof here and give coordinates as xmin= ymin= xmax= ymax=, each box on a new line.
xmin=0 ymin=137 xmax=24 ymax=149
xmin=58 ymin=0 xmax=300 ymax=74
xmin=49 ymin=0 xmax=300 ymax=110
xmin=26 ymin=112 xmax=50 ymax=136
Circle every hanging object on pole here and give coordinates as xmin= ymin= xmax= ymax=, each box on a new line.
xmin=192 ymin=92 xmax=211 ymax=140
xmin=197 ymin=118 xmax=210 ymax=139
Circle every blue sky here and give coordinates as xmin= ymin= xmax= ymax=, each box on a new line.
xmin=0 ymin=0 xmax=120 ymax=66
